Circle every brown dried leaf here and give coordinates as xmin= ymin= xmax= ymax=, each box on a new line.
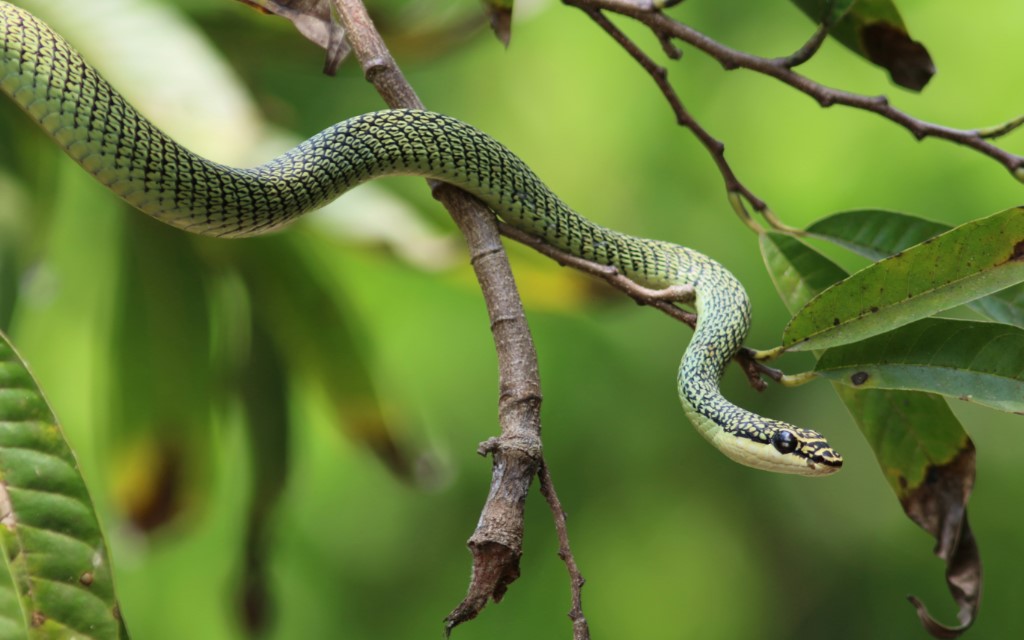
xmin=901 ymin=446 xmax=981 ymax=638
xmin=482 ymin=0 xmax=513 ymax=47
xmin=860 ymin=22 xmax=934 ymax=92
xmin=236 ymin=0 xmax=349 ymax=75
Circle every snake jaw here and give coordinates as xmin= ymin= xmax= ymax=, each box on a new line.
xmin=688 ymin=408 xmax=843 ymax=476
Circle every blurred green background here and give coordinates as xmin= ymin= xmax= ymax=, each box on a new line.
xmin=2 ymin=0 xmax=1024 ymax=637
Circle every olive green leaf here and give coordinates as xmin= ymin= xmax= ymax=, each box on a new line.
xmin=760 ymin=231 xmax=979 ymax=637
xmin=784 ymin=207 xmax=1024 ymax=352
xmin=226 ymin=234 xmax=421 ymax=481
xmin=808 ymin=209 xmax=1024 ymax=328
xmin=234 ymin=321 xmax=290 ymax=635
xmin=791 ymin=0 xmax=934 ymax=90
xmin=0 ymin=331 xmax=128 ymax=639
xmin=760 ymin=232 xmax=971 ymax=489
xmin=108 ymin=217 xmax=215 ymax=531
xmin=790 ymin=0 xmax=856 ymax=27
xmin=815 ymin=318 xmax=1024 ymax=413
xmin=806 ymin=209 xmax=947 ymax=260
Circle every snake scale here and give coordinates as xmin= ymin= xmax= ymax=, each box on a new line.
xmin=0 ymin=2 xmax=841 ymax=475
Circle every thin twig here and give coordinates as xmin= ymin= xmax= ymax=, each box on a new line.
xmin=577 ymin=6 xmax=774 ymax=230
xmin=975 ymin=114 xmax=1024 ymax=140
xmin=775 ymin=21 xmax=831 ymax=69
xmin=538 ymin=462 xmax=589 ymax=640
xmin=570 ymin=0 xmax=1024 ymax=180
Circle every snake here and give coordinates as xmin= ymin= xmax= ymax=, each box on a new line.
xmin=0 ymin=2 xmax=842 ymax=475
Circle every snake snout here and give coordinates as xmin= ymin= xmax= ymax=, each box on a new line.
xmin=806 ymin=444 xmax=843 ymax=474
xmin=786 ymin=427 xmax=843 ymax=475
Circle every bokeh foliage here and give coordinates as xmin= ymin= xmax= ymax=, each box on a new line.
xmin=2 ymin=0 xmax=1024 ymax=638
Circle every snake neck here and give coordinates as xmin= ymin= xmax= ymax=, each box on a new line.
xmin=678 ymin=272 xmax=754 ymax=436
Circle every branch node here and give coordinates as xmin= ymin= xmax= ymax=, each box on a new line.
xmin=362 ymin=56 xmax=391 ymax=82
xmin=656 ymin=32 xmax=682 ymax=59
xmin=477 ymin=437 xmax=500 ymax=457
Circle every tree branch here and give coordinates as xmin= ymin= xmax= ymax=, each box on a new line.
xmin=567 ymin=0 xmax=1024 ymax=182
xmin=330 ymin=1 xmax=587 ymax=637
xmin=576 ymin=5 xmax=775 ymax=232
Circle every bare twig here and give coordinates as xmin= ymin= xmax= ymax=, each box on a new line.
xmin=775 ymin=21 xmax=831 ymax=69
xmin=577 ymin=6 xmax=773 ymax=231
xmin=568 ymin=0 xmax=1024 ymax=181
xmin=975 ymin=114 xmax=1024 ymax=140
xmin=538 ymin=462 xmax=589 ymax=640
xmin=331 ymin=1 xmax=588 ymax=636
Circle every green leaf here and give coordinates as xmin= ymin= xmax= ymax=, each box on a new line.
xmin=790 ymin=0 xmax=855 ymax=26
xmin=790 ymin=0 xmax=935 ymax=90
xmin=808 ymin=209 xmax=1024 ymax=328
xmin=816 ymin=318 xmax=1024 ymax=413
xmin=761 ymin=233 xmax=980 ymax=637
xmin=759 ymin=232 xmax=972 ymax=492
xmin=227 ymin=234 xmax=420 ymax=480
xmin=784 ymin=207 xmax=1024 ymax=352
xmin=108 ymin=217 xmax=214 ymax=531
xmin=806 ymin=209 xmax=948 ymax=260
xmin=0 ymin=331 xmax=127 ymax=639
xmin=760 ymin=231 xmax=848 ymax=308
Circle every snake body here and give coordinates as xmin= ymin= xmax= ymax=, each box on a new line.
xmin=0 ymin=2 xmax=841 ymax=475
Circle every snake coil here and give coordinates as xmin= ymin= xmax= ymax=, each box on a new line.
xmin=0 ymin=2 xmax=841 ymax=475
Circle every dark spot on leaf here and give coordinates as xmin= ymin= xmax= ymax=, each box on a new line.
xmin=114 ymin=604 xmax=122 ymax=621
xmin=898 ymin=475 xmax=908 ymax=489
xmin=31 ymin=611 xmax=45 ymax=627
xmin=860 ymin=23 xmax=935 ymax=91
xmin=833 ymin=317 xmax=840 ymax=326
xmin=893 ymin=251 xmax=904 ymax=258
xmin=851 ymin=371 xmax=869 ymax=385
xmin=1010 ymin=240 xmax=1024 ymax=261
xmin=80 ymin=572 xmax=94 ymax=586
xmin=870 ymin=306 xmax=879 ymax=313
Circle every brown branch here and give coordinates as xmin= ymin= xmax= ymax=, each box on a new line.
xmin=538 ymin=462 xmax=589 ymax=639
xmin=576 ymin=6 xmax=771 ymax=231
xmin=568 ymin=0 xmax=1024 ymax=181
xmin=775 ymin=21 xmax=830 ymax=69
xmin=330 ymin=1 xmax=587 ymax=637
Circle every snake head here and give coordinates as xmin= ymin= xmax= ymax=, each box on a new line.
xmin=765 ymin=425 xmax=843 ymax=476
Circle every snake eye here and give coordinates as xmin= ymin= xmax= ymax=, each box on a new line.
xmin=771 ymin=430 xmax=798 ymax=454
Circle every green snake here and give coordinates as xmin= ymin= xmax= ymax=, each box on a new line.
xmin=0 ymin=2 xmax=842 ymax=475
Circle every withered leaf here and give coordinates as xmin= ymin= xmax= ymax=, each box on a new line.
xmin=901 ymin=446 xmax=981 ymax=638
xmin=482 ymin=0 xmax=513 ymax=47
xmin=236 ymin=0 xmax=349 ymax=75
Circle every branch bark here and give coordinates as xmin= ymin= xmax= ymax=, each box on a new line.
xmin=567 ymin=0 xmax=1024 ymax=182
xmin=330 ymin=1 xmax=588 ymax=637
